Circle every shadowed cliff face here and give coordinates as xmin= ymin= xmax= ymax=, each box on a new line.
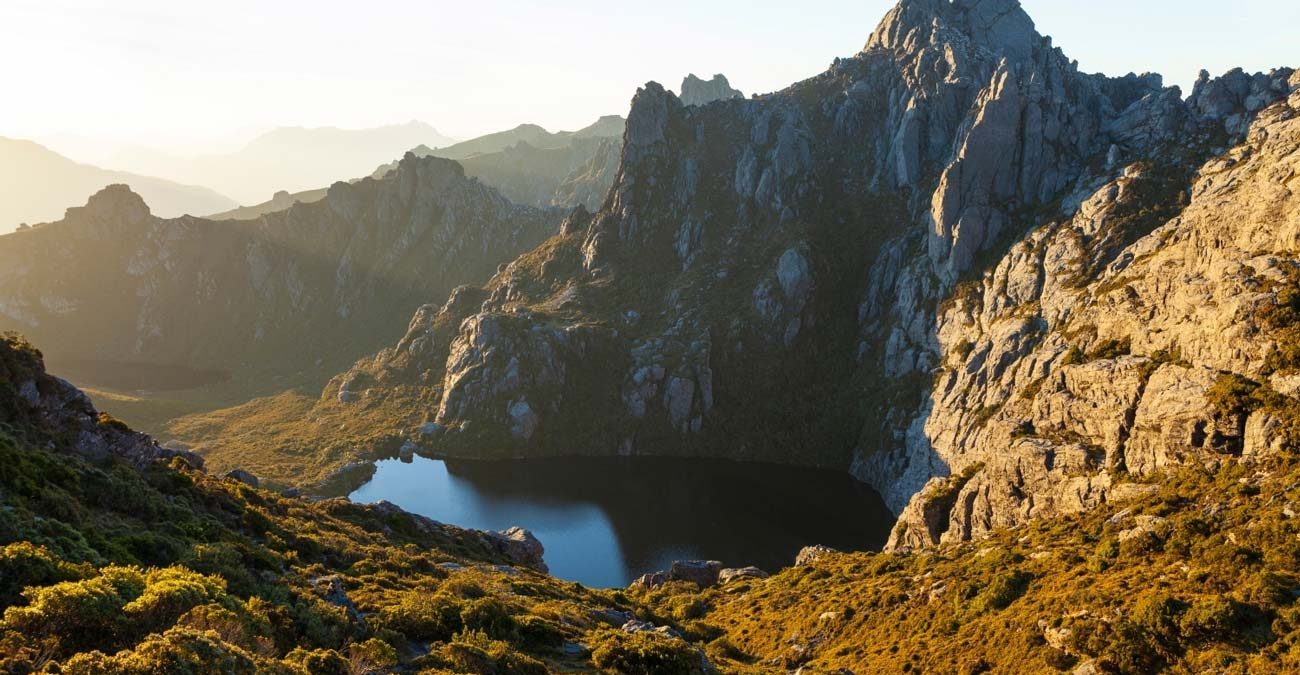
xmin=191 ymin=0 xmax=1298 ymax=548
xmin=0 ymin=154 xmax=563 ymax=388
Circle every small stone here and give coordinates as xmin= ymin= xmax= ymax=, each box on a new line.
xmin=795 ymin=545 xmax=836 ymax=566
xmin=223 ymin=469 xmax=259 ymax=488
xmin=418 ymin=421 xmax=445 ymax=438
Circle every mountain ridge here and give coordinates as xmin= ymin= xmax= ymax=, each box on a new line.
xmin=217 ymin=116 xmax=628 ymax=222
xmin=0 ymin=154 xmax=562 ymax=408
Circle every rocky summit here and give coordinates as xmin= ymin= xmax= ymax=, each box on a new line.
xmin=679 ymin=74 xmax=745 ymax=107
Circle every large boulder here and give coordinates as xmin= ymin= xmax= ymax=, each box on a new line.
xmin=487 ymin=526 xmax=548 ymax=572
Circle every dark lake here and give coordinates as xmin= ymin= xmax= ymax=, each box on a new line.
xmin=348 ymin=455 xmax=895 ymax=588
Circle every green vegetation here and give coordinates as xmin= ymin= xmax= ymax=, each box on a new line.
xmin=633 ymin=455 xmax=1300 ymax=674
xmin=1207 ymin=372 xmax=1300 ymax=452
xmin=1063 ymin=337 xmax=1133 ymax=366
xmin=165 ymin=388 xmax=432 ymax=492
xmin=1259 ymin=263 xmax=1300 ymax=375
xmin=590 ymin=630 xmax=709 ymax=674
xmin=0 ymin=330 xmax=707 ymax=674
xmin=0 ymin=416 xmax=712 ymax=673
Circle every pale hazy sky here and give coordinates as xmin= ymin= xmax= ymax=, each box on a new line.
xmin=4 ymin=0 xmax=1296 ymax=158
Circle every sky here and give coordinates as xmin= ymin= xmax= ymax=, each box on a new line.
xmin=3 ymin=0 xmax=1297 ymax=161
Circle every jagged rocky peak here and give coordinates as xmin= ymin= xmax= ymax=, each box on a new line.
xmin=867 ymin=0 xmax=1037 ymax=62
xmin=376 ymin=151 xmax=470 ymax=193
xmin=679 ymin=73 xmax=744 ymax=106
xmin=65 ymin=183 xmax=152 ymax=228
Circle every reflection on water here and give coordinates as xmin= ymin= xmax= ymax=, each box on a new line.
xmin=349 ymin=455 xmax=894 ymax=588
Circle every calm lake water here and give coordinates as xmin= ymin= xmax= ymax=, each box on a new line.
xmin=348 ymin=455 xmax=895 ymax=588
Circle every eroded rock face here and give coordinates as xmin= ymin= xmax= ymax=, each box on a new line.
xmin=867 ymin=78 xmax=1300 ymax=549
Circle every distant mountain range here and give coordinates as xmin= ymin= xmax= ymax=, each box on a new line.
xmin=215 ymin=116 xmax=628 ymax=221
xmin=376 ymin=115 xmax=628 ymax=210
xmin=0 ymin=137 xmax=237 ymax=233
xmin=209 ymin=86 xmax=743 ymax=223
xmin=105 ymin=121 xmax=457 ymax=205
xmin=419 ymin=115 xmax=627 ymax=160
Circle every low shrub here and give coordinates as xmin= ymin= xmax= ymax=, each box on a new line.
xmin=589 ymin=629 xmax=705 ymax=675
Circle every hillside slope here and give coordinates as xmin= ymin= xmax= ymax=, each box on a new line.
xmin=8 ymin=334 xmax=1300 ymax=674
xmin=0 ymin=333 xmax=730 ymax=674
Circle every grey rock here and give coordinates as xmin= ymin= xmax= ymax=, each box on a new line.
xmin=669 ymin=559 xmax=724 ymax=587
xmin=594 ymin=608 xmax=634 ymax=626
xmin=17 ymin=380 xmax=39 ymax=406
xmin=311 ymin=575 xmax=365 ymax=626
xmin=795 ymin=545 xmax=836 ymax=566
xmin=224 ymin=469 xmax=259 ymax=488
xmin=622 ymin=618 xmax=683 ymax=639
xmin=630 ymin=570 xmax=671 ymax=590
xmin=418 ymin=421 xmax=445 ymax=438
xmin=507 ymin=399 xmax=539 ymax=441
xmin=718 ymin=566 xmax=769 ymax=584
xmin=487 ymin=526 xmax=548 ymax=572
xmin=398 ymin=439 xmax=417 ymax=462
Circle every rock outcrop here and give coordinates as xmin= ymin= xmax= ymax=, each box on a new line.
xmin=0 ymin=334 xmax=201 ymax=469
xmin=679 ymin=74 xmax=744 ymax=107
xmin=876 ymin=80 xmax=1300 ymax=548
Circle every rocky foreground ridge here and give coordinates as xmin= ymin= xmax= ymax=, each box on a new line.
xmin=9 ymin=317 xmax=1300 ymax=670
xmin=0 ymin=154 xmax=562 ymax=385
xmin=206 ymin=0 xmax=1300 ymax=550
